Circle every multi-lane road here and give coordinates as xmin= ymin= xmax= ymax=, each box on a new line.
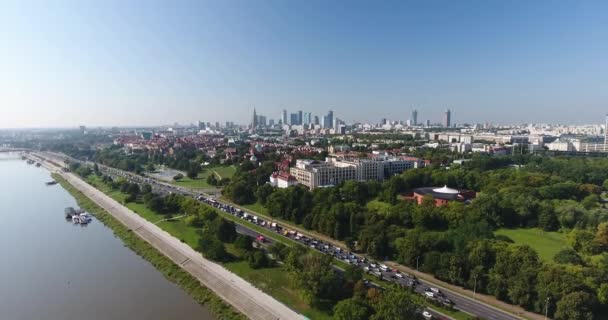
xmin=39 ymin=151 xmax=529 ymax=320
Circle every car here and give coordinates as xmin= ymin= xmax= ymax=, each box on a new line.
xmin=395 ymin=273 xmax=404 ymax=278
xmin=422 ymin=310 xmax=433 ymax=319
xmin=256 ymin=235 xmax=266 ymax=242
xmin=429 ymin=287 xmax=441 ymax=294
xmin=424 ymin=291 xmax=434 ymax=299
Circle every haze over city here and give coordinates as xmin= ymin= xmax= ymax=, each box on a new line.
xmin=2 ymin=0 xmax=608 ymax=128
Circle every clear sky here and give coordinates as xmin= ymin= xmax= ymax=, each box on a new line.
xmin=1 ymin=0 xmax=607 ymax=128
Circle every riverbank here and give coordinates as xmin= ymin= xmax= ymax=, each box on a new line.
xmin=52 ymin=173 xmax=245 ymax=320
xmin=37 ymin=153 xmax=304 ymax=320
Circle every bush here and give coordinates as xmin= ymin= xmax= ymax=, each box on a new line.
xmin=173 ymin=173 xmax=184 ymax=181
xmin=247 ymin=250 xmax=271 ymax=269
xmin=554 ymin=248 xmax=584 ymax=265
xmin=234 ymin=235 xmax=254 ymax=252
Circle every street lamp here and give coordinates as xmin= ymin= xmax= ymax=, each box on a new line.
xmin=544 ymin=297 xmax=550 ymax=320
xmin=473 ymin=273 xmax=478 ymax=299
xmin=416 ymin=256 xmax=420 ymax=271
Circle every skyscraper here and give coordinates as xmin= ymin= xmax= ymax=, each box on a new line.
xmin=314 ymin=115 xmax=320 ymax=125
xmin=411 ymin=109 xmax=418 ymax=126
xmin=251 ymin=108 xmax=258 ymax=129
xmin=297 ymin=110 xmax=303 ymax=125
xmin=443 ymin=109 xmax=451 ymax=128
xmin=323 ymin=110 xmax=334 ymax=128
xmin=290 ymin=113 xmax=298 ymax=125
xmin=281 ymin=109 xmax=288 ymax=125
xmin=303 ymin=112 xmax=312 ymax=125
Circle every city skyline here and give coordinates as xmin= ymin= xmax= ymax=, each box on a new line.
xmin=2 ymin=1 xmax=608 ymax=128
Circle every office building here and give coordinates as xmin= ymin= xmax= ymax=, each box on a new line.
xmin=303 ymin=112 xmax=312 ymax=125
xmin=443 ymin=109 xmax=451 ymax=128
xmin=281 ymin=109 xmax=288 ymax=125
xmin=297 ymin=110 xmax=303 ymax=125
xmin=290 ymin=113 xmax=299 ymax=125
xmin=314 ymin=116 xmax=320 ymax=125
xmin=411 ymin=109 xmax=418 ymax=126
xmin=257 ymin=115 xmax=267 ymax=126
xmin=323 ymin=110 xmax=334 ymax=129
xmin=290 ymin=155 xmax=424 ymax=189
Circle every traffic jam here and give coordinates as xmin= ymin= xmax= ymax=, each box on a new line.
xmin=91 ymin=160 xmax=453 ymax=319
xmin=197 ymin=197 xmax=455 ymax=312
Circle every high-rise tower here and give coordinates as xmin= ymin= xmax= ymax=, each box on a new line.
xmin=251 ymin=107 xmax=258 ymax=129
xmin=411 ymin=109 xmax=418 ymax=126
xmin=604 ymin=114 xmax=608 ymax=152
xmin=443 ymin=109 xmax=451 ymax=128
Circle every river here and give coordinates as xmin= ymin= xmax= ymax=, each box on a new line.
xmin=0 ymin=154 xmax=214 ymax=320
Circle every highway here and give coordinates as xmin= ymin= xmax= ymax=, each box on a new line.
xmin=39 ymin=151 xmax=530 ymax=320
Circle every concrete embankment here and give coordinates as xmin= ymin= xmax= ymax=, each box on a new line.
xmin=33 ymin=154 xmax=303 ymax=320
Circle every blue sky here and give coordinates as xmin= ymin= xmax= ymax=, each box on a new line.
xmin=1 ymin=0 xmax=607 ymax=128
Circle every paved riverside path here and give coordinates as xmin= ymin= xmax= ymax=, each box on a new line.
xmin=40 ymin=159 xmax=303 ymax=320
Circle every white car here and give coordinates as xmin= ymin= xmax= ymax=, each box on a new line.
xmin=422 ymin=310 xmax=433 ymax=319
xmin=425 ymin=291 xmax=434 ymax=298
xmin=430 ymin=287 xmax=441 ymax=294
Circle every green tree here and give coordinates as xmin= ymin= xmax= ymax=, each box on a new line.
xmin=332 ymin=298 xmax=371 ymax=320
xmin=146 ymin=163 xmax=155 ymax=172
xmin=370 ymin=289 xmax=419 ymax=320
xmin=197 ymin=230 xmax=228 ymax=262
xmin=554 ymin=291 xmax=596 ymax=320
xmin=597 ymin=283 xmax=608 ymax=305
xmin=234 ymin=234 xmax=253 ymax=252
xmin=206 ymin=173 xmax=218 ymax=186
xmin=553 ymin=248 xmax=584 ymax=265
xmin=247 ymin=250 xmax=271 ymax=269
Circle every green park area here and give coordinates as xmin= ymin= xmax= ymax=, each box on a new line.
xmin=495 ymin=228 xmax=568 ymax=262
xmin=172 ymin=165 xmax=237 ymax=189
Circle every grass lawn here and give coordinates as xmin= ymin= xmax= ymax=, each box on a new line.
xmin=224 ymin=259 xmax=331 ymax=320
xmin=172 ymin=165 xmax=237 ymax=189
xmin=495 ymin=228 xmax=568 ymax=262
xmin=239 ymin=201 xmax=269 ymax=216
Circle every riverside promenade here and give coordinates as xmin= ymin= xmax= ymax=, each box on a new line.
xmin=34 ymin=154 xmax=303 ymax=320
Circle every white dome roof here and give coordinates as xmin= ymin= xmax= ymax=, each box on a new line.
xmin=432 ymin=185 xmax=459 ymax=194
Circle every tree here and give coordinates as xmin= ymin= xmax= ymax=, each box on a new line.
xmin=370 ymin=289 xmax=419 ymax=320
xmin=247 ymin=250 xmax=271 ymax=269
xmin=594 ymin=222 xmax=608 ymax=251
xmin=187 ymin=164 xmax=200 ymax=179
xmin=554 ymin=291 xmax=596 ymax=320
xmin=553 ymin=248 xmax=584 ymax=265
xmin=234 ymin=234 xmax=254 ymax=252
xmin=290 ymin=252 xmax=345 ymax=306
xmin=210 ymin=217 xmax=237 ymax=243
xmin=206 ymin=173 xmax=218 ymax=186
xmin=332 ymin=298 xmax=371 ymax=320
xmin=197 ymin=230 xmax=228 ymax=262
xmin=141 ymin=183 xmax=152 ymax=194
xmin=597 ymin=283 xmax=608 ymax=305
xmin=255 ymin=183 xmax=274 ymax=206
xmin=146 ymin=163 xmax=155 ymax=172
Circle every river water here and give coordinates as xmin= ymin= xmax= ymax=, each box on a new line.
xmin=0 ymin=154 xmax=214 ymax=320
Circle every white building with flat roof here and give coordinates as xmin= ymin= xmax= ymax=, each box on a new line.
xmin=290 ymin=156 xmax=424 ymax=189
